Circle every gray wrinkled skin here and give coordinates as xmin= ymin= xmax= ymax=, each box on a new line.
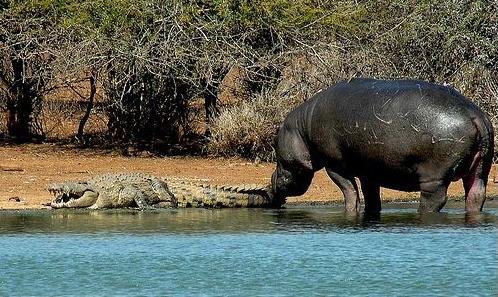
xmin=271 ymin=78 xmax=494 ymax=213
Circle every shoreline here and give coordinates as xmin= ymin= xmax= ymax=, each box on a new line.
xmin=2 ymin=197 xmax=497 ymax=212
xmin=1 ymin=143 xmax=496 ymax=210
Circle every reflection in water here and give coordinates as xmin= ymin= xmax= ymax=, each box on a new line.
xmin=0 ymin=204 xmax=496 ymax=235
xmin=0 ymin=204 xmax=496 ymax=297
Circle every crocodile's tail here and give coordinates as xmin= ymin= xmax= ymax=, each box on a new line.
xmin=166 ymin=180 xmax=273 ymax=208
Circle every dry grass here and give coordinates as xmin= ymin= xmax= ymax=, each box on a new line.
xmin=208 ymin=91 xmax=301 ymax=160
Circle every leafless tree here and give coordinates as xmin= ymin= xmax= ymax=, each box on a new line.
xmin=0 ymin=14 xmax=57 ymax=140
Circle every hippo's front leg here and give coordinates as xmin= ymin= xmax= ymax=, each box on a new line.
xmin=325 ymin=168 xmax=360 ymax=212
xmin=359 ymin=178 xmax=381 ymax=213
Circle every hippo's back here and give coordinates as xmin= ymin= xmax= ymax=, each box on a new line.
xmin=305 ymin=78 xmax=488 ymax=190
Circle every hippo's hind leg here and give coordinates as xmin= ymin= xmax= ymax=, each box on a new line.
xmin=462 ymin=152 xmax=491 ymax=213
xmin=359 ymin=178 xmax=381 ymax=213
xmin=326 ymin=168 xmax=360 ymax=212
xmin=463 ymin=177 xmax=486 ymax=213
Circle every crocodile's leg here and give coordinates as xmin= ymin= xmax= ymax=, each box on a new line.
xmin=127 ymin=186 xmax=153 ymax=210
xmin=88 ymin=185 xmax=152 ymax=209
xmin=151 ymin=178 xmax=177 ymax=207
xmin=51 ymin=191 xmax=99 ymax=208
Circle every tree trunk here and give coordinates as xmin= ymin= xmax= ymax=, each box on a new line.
xmin=7 ymin=57 xmax=33 ymax=141
xmin=204 ymin=82 xmax=219 ymax=136
xmin=77 ymin=71 xmax=97 ymax=143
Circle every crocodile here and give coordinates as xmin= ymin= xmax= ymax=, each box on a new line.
xmin=48 ymin=173 xmax=274 ymax=209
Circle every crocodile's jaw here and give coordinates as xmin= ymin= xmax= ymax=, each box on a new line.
xmin=48 ymin=183 xmax=99 ymax=208
xmin=50 ymin=190 xmax=100 ymax=208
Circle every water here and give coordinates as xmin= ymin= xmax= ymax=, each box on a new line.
xmin=0 ymin=202 xmax=496 ymax=297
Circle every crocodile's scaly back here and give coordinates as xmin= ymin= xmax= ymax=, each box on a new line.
xmin=167 ymin=180 xmax=273 ymax=208
xmin=87 ymin=173 xmax=176 ymax=208
xmin=49 ymin=173 xmax=176 ymax=209
xmin=49 ymin=172 xmax=274 ymax=209
xmin=87 ymin=173 xmax=163 ymax=188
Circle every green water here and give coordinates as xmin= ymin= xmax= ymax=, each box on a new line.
xmin=0 ymin=203 xmax=496 ymax=297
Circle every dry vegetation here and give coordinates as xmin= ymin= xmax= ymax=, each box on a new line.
xmin=0 ymin=0 xmax=496 ymax=161
xmin=208 ymin=90 xmax=302 ymax=160
xmin=0 ymin=1 xmax=497 ymax=211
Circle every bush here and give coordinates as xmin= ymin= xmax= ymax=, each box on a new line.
xmin=209 ymin=0 xmax=497 ymax=160
xmin=1 ymin=0 xmax=496 ymax=158
xmin=208 ymin=90 xmax=301 ymax=160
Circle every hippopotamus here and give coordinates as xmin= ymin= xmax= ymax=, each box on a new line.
xmin=271 ymin=78 xmax=494 ymax=213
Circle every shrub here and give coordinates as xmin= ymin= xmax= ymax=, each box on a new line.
xmin=208 ymin=90 xmax=301 ymax=160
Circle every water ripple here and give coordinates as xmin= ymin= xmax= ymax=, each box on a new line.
xmin=0 ymin=206 xmax=496 ymax=296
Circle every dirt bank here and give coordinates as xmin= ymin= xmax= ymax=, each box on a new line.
xmin=0 ymin=144 xmax=496 ymax=209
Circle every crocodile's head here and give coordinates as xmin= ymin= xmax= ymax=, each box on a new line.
xmin=48 ymin=182 xmax=99 ymax=208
